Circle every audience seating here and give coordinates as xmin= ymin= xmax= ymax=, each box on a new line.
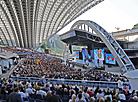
xmin=63 ymin=95 xmax=69 ymax=99
xmin=30 ymin=94 xmax=36 ymax=99
xmin=29 ymin=98 xmax=35 ymax=102
xmin=0 ymin=48 xmax=134 ymax=102
xmin=36 ymin=94 xmax=43 ymax=100
xmin=36 ymin=99 xmax=42 ymax=102
xmin=23 ymin=97 xmax=29 ymax=101
xmin=62 ymin=98 xmax=68 ymax=102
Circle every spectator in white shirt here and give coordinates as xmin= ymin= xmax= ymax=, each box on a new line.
xmin=18 ymin=91 xmax=26 ymax=99
xmin=96 ymin=89 xmax=104 ymax=100
xmin=119 ymin=91 xmax=126 ymax=101
xmin=36 ymin=86 xmax=47 ymax=96
xmin=118 ymin=78 xmax=123 ymax=89
xmin=26 ymin=85 xmax=33 ymax=94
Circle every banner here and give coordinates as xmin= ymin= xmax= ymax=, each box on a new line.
xmin=76 ymin=52 xmax=79 ymax=59
xmin=106 ymin=54 xmax=116 ymax=65
xmin=94 ymin=49 xmax=104 ymax=60
xmin=97 ymin=49 xmax=104 ymax=60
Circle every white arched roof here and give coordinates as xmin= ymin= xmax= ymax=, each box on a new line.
xmin=0 ymin=0 xmax=104 ymax=48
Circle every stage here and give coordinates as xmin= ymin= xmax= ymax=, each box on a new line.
xmin=66 ymin=59 xmax=122 ymax=73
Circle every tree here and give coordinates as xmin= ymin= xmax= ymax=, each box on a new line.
xmin=41 ymin=42 xmax=47 ymax=49
xmin=132 ymin=23 xmax=138 ymax=29
xmin=55 ymin=36 xmax=64 ymax=49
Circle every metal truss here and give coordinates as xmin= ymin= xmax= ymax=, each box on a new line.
xmin=71 ymin=20 xmax=136 ymax=74
xmin=75 ymin=29 xmax=104 ymax=43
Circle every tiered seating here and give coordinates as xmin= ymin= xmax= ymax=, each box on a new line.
xmin=1 ymin=48 xmax=136 ymax=102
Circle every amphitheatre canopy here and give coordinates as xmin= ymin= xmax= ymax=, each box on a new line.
xmin=0 ymin=0 xmax=104 ymax=49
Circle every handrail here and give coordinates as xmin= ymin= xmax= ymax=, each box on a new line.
xmin=11 ymin=76 xmax=129 ymax=85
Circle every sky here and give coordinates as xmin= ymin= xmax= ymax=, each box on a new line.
xmin=58 ymin=0 xmax=138 ymax=34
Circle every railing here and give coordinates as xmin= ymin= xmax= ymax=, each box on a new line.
xmin=11 ymin=76 xmax=131 ymax=89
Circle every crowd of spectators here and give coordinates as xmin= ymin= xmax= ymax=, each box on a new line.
xmin=10 ymin=50 xmax=129 ymax=84
xmin=0 ymin=48 xmax=134 ymax=102
xmin=0 ymin=78 xmax=138 ymax=102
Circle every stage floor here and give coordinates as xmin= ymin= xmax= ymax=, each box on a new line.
xmin=72 ymin=59 xmax=95 ymax=67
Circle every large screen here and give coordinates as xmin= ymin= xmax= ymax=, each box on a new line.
xmin=94 ymin=49 xmax=104 ymax=60
xmin=97 ymin=49 xmax=104 ymax=60
xmin=94 ymin=49 xmax=98 ymax=60
xmin=76 ymin=52 xmax=79 ymax=59
xmin=106 ymin=54 xmax=116 ymax=65
xmin=82 ymin=49 xmax=85 ymax=60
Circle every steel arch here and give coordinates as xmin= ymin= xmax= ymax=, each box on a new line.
xmin=71 ymin=20 xmax=135 ymax=74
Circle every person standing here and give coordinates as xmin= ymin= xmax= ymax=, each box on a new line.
xmin=118 ymin=78 xmax=123 ymax=89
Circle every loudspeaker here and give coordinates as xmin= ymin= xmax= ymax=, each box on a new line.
xmin=69 ymin=45 xmax=72 ymax=54
xmin=88 ymin=45 xmax=92 ymax=55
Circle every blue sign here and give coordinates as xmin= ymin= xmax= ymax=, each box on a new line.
xmin=106 ymin=54 xmax=116 ymax=65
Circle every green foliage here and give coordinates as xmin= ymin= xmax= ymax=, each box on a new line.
xmin=55 ymin=36 xmax=64 ymax=49
xmin=132 ymin=23 xmax=138 ymax=29
xmin=41 ymin=42 xmax=47 ymax=49
xmin=40 ymin=36 xmax=82 ymax=55
xmin=40 ymin=48 xmax=44 ymax=52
